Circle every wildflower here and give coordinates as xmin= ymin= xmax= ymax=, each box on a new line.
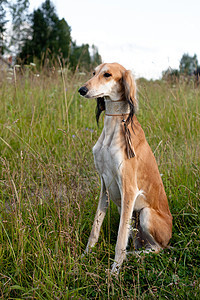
xmin=20 ymin=151 xmax=23 ymax=160
xmin=85 ymin=128 xmax=94 ymax=133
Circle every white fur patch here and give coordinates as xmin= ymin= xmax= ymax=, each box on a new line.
xmin=133 ymin=189 xmax=146 ymax=211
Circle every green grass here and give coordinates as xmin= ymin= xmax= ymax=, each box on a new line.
xmin=0 ymin=67 xmax=199 ymax=299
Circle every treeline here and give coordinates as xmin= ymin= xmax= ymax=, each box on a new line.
xmin=162 ymin=53 xmax=200 ymax=81
xmin=0 ymin=0 xmax=101 ymax=70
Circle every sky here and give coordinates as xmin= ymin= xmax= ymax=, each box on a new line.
xmin=29 ymin=0 xmax=200 ymax=79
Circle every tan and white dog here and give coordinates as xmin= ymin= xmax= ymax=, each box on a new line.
xmin=78 ymin=63 xmax=172 ymax=274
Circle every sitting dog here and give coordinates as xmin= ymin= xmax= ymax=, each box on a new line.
xmin=78 ymin=63 xmax=172 ymax=274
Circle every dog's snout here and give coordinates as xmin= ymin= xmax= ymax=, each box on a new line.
xmin=78 ymin=86 xmax=88 ymax=96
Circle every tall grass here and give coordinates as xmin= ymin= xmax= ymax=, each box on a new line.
xmin=0 ymin=66 xmax=199 ymax=299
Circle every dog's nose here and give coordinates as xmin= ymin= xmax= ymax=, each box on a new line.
xmin=78 ymin=86 xmax=88 ymax=96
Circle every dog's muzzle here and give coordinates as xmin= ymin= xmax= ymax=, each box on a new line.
xmin=78 ymin=86 xmax=88 ymax=96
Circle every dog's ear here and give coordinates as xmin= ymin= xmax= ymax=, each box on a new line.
xmin=122 ymin=70 xmax=138 ymax=124
xmin=96 ymin=97 xmax=105 ymax=125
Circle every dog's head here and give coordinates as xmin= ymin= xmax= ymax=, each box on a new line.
xmin=78 ymin=63 xmax=138 ymax=124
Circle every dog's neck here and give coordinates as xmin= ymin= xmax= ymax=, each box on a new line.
xmin=104 ymin=98 xmax=130 ymax=116
xmin=103 ymin=97 xmax=135 ymax=159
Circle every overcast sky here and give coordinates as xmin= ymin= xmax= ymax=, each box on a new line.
xmin=29 ymin=0 xmax=200 ymax=79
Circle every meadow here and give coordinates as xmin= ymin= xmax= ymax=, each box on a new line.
xmin=0 ymin=65 xmax=199 ymax=299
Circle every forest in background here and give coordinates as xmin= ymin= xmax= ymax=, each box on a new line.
xmin=1 ymin=1 xmax=200 ymax=78
xmin=0 ymin=0 xmax=102 ymax=70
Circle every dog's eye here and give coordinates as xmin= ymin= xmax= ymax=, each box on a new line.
xmin=104 ymin=72 xmax=112 ymax=78
xmin=93 ymin=71 xmax=95 ymax=76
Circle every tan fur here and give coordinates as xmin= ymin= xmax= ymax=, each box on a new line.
xmin=79 ymin=63 xmax=172 ymax=274
xmin=122 ymin=70 xmax=138 ymax=111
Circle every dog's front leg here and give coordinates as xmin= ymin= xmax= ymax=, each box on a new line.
xmin=111 ymin=191 xmax=136 ymax=274
xmin=84 ymin=177 xmax=109 ymax=254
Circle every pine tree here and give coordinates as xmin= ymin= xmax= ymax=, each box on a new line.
xmin=19 ymin=0 xmax=71 ymax=64
xmin=70 ymin=42 xmax=91 ymax=70
xmin=91 ymin=44 xmax=102 ymax=66
xmin=18 ymin=0 xmax=101 ymax=69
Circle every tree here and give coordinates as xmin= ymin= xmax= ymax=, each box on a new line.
xmin=17 ymin=0 xmax=101 ymax=70
xmin=54 ymin=18 xmax=71 ymax=59
xmin=0 ymin=0 xmax=8 ymax=55
xmin=69 ymin=43 xmax=102 ymax=71
xmin=9 ymin=0 xmax=30 ymax=55
xmin=19 ymin=0 xmax=71 ymax=64
xmin=70 ymin=42 xmax=91 ymax=70
xmin=40 ymin=0 xmax=71 ymax=58
xmin=91 ymin=44 xmax=102 ymax=66
xmin=179 ymin=53 xmax=198 ymax=75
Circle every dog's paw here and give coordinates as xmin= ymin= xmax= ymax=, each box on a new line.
xmin=110 ymin=262 xmax=120 ymax=276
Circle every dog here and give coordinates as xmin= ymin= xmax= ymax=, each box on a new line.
xmin=78 ymin=63 xmax=172 ymax=274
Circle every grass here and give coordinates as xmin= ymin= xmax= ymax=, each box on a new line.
xmin=0 ymin=66 xmax=199 ymax=299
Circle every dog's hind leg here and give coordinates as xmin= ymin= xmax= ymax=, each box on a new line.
xmin=139 ymin=207 xmax=172 ymax=251
xmin=84 ymin=177 xmax=109 ymax=254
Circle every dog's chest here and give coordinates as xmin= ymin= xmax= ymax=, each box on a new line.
xmin=93 ymin=142 xmax=122 ymax=175
xmin=92 ymin=126 xmax=125 ymax=202
xmin=93 ymin=129 xmax=123 ymax=170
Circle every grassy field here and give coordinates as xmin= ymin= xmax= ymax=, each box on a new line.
xmin=0 ymin=66 xmax=199 ymax=299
